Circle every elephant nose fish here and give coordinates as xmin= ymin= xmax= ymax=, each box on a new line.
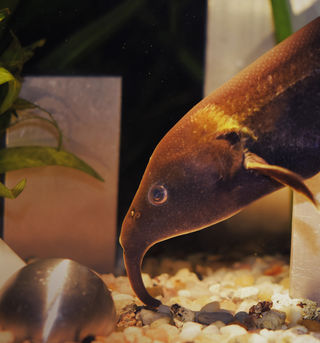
xmin=120 ymin=17 xmax=320 ymax=308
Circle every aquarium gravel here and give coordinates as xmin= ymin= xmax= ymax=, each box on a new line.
xmin=1 ymin=254 xmax=320 ymax=342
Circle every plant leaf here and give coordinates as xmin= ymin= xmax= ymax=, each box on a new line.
xmin=12 ymin=97 xmax=63 ymax=149
xmin=0 ymin=146 xmax=104 ymax=181
xmin=0 ymin=32 xmax=45 ymax=74
xmin=0 ymin=67 xmax=20 ymax=114
xmin=0 ymin=178 xmax=26 ymax=198
xmin=0 ymin=8 xmax=10 ymax=22
xmin=12 ymin=97 xmax=36 ymax=111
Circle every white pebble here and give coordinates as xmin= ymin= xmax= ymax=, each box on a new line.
xmin=234 ymin=286 xmax=259 ymax=299
xmin=288 ymin=325 xmax=309 ymax=335
xmin=178 ymin=289 xmax=191 ymax=297
xmin=220 ymin=324 xmax=247 ymax=337
xmin=248 ymin=333 xmax=268 ymax=343
xmin=271 ymin=292 xmax=297 ymax=309
xmin=271 ymin=293 xmax=303 ymax=325
xmin=289 ymin=334 xmax=320 ymax=343
xmin=149 ymin=317 xmax=171 ymax=327
xmin=237 ymin=299 xmax=258 ymax=312
xmin=124 ymin=326 xmax=144 ymax=343
xmin=112 ymin=292 xmax=134 ymax=301
xmin=202 ymin=324 xmax=220 ymax=336
xmin=142 ymin=273 xmax=154 ymax=288
xmin=219 ymin=288 xmax=235 ymax=298
xmin=255 ymin=275 xmax=274 ymax=284
xmin=259 ymin=328 xmax=278 ymax=340
xmin=180 ymin=322 xmax=202 ymax=341
xmin=112 ymin=292 xmax=135 ymax=311
xmin=209 ymin=284 xmax=220 ymax=293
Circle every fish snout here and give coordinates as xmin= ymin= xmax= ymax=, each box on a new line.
xmin=120 ymin=215 xmax=161 ymax=308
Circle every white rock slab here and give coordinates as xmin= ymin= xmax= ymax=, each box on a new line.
xmin=0 ymin=238 xmax=25 ymax=290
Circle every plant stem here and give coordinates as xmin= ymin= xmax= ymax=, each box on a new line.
xmin=270 ymin=0 xmax=293 ymax=43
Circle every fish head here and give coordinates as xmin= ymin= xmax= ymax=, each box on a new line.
xmin=119 ymin=126 xmax=262 ymax=307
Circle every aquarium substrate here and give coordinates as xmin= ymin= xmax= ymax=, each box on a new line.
xmin=2 ymin=254 xmax=320 ymax=342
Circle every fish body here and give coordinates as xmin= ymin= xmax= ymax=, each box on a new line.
xmin=120 ymin=17 xmax=320 ymax=308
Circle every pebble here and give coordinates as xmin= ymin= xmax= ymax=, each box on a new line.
xmin=144 ymin=326 xmax=171 ymax=342
xmin=259 ymin=328 xmax=278 ymax=340
xmin=117 ymin=303 xmax=142 ymax=329
xmin=247 ymin=333 xmax=268 ymax=343
xmin=123 ymin=326 xmax=143 ymax=342
xmin=201 ymin=324 xmax=220 ymax=336
xmin=299 ymin=299 xmax=320 ymax=320
xmin=170 ymin=303 xmax=196 ymax=323
xmin=298 ymin=319 xmax=320 ymax=332
xmin=220 ymin=324 xmax=247 ymax=336
xmin=252 ymin=309 xmax=286 ymax=330
xmin=179 ymin=322 xmax=202 ymax=341
xmin=138 ymin=308 xmax=171 ymax=326
xmin=4 ymin=254 xmax=320 ymax=342
xmin=112 ymin=293 xmax=135 ymax=313
xmin=234 ymin=286 xmax=259 ymax=299
xmin=234 ymin=311 xmax=255 ymax=329
xmin=196 ymin=311 xmax=234 ymax=325
xmin=200 ymin=301 xmax=220 ymax=312
xmin=149 ymin=317 xmax=171 ymax=327
xmin=208 ymin=284 xmax=220 ymax=294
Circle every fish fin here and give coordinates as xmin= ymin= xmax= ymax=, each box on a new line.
xmin=244 ymin=151 xmax=318 ymax=208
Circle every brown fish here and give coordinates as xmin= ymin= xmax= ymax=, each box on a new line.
xmin=120 ymin=17 xmax=320 ymax=308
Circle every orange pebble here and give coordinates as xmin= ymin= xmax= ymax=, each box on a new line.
xmin=263 ymin=264 xmax=283 ymax=276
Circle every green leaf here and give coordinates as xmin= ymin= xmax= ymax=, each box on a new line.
xmin=270 ymin=0 xmax=293 ymax=43
xmin=0 ymin=67 xmax=20 ymax=114
xmin=0 ymin=178 xmax=26 ymax=199
xmin=0 ymin=66 xmax=14 ymax=85
xmin=0 ymin=8 xmax=9 ymax=22
xmin=0 ymin=146 xmax=104 ymax=181
xmin=12 ymin=97 xmax=63 ymax=149
xmin=12 ymin=97 xmax=36 ymax=111
xmin=0 ymin=33 xmax=45 ymax=74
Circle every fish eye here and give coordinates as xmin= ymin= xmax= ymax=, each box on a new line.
xmin=148 ymin=184 xmax=168 ymax=205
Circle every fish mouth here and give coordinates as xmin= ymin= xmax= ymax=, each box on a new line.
xmin=120 ymin=219 xmax=161 ymax=308
xmin=122 ymin=246 xmax=161 ymax=308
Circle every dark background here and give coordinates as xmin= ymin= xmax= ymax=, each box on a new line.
xmin=2 ymin=0 xmax=291 ymax=262
xmin=3 ymin=0 xmax=211 ymax=253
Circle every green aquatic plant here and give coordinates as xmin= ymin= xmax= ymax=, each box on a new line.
xmin=270 ymin=0 xmax=293 ymax=43
xmin=0 ymin=8 xmax=103 ymax=198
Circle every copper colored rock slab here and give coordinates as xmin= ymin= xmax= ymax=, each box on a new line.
xmin=4 ymin=77 xmax=121 ymax=273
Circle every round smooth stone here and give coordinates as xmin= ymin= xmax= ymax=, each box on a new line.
xmin=0 ymin=258 xmax=116 ymax=342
